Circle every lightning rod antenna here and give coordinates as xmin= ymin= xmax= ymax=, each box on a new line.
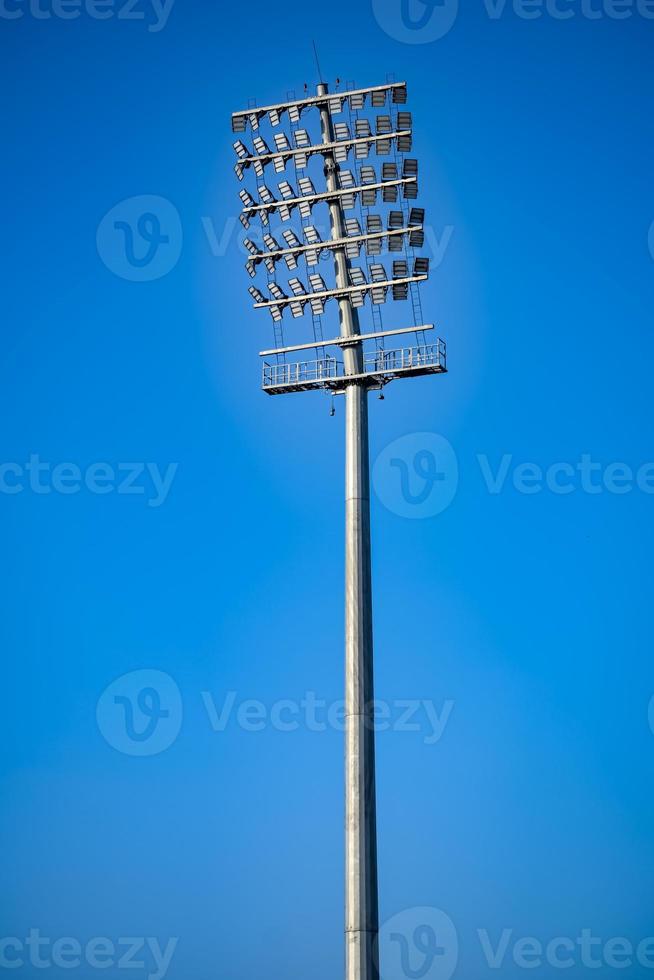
xmin=312 ymin=40 xmax=324 ymax=85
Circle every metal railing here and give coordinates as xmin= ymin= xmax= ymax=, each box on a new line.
xmin=263 ymin=356 xmax=341 ymax=388
xmin=263 ymin=342 xmax=446 ymax=388
xmin=364 ymin=342 xmax=446 ymax=374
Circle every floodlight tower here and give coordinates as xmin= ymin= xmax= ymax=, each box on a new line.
xmin=231 ymin=79 xmax=446 ymax=980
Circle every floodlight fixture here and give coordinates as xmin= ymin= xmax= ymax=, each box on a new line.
xmin=233 ymin=127 xmax=413 ymax=178
xmin=250 ymin=265 xmax=429 ymax=321
xmin=230 ymin=81 xmax=408 ymax=134
xmin=247 ymin=285 xmax=265 ymax=305
xmin=230 ymin=78 xmax=447 ymax=980
xmin=248 ymin=216 xmax=424 ymax=275
xmin=238 ymin=173 xmax=419 ymax=231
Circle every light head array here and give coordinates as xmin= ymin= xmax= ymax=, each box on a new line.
xmin=231 ymin=81 xmax=407 ymax=134
xmin=243 ymin=207 xmax=425 ymax=278
xmin=247 ymin=258 xmax=430 ymax=323
xmin=237 ymin=160 xmax=418 ymax=230
xmin=233 ymin=119 xmax=413 ymax=182
xmin=231 ymin=80 xmax=432 ymax=328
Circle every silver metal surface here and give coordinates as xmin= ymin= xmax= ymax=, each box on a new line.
xmin=258 ymin=324 xmax=435 ymax=357
xmin=317 ymin=82 xmax=380 ymax=980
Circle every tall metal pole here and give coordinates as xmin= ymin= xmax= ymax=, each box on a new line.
xmin=317 ymin=83 xmax=380 ymax=980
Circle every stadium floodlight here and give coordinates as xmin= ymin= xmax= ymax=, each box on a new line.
xmin=408 ymin=207 xmax=425 ymax=247
xmin=251 ymin=215 xmax=425 ymax=274
xmin=238 ymin=174 xmax=419 ymax=230
xmin=234 ymin=126 xmax=413 ymax=178
xmin=258 ymin=185 xmax=275 ymax=204
xmin=354 ymin=118 xmax=372 ymax=159
xmin=392 ymin=259 xmax=410 ymax=300
xmin=231 ymin=81 xmax=408 ymax=133
xmin=253 ymin=135 xmax=270 ymax=156
xmin=366 ymin=215 xmax=383 ymax=256
xmin=268 ymin=281 xmax=287 ymax=301
xmin=274 ymin=133 xmax=291 ymax=152
xmin=348 ymin=265 xmax=367 ymax=309
xmin=344 ymin=218 xmax=362 ymax=258
xmin=334 ymin=121 xmax=351 ymax=161
xmin=278 ymin=180 xmax=296 ymax=199
xmin=230 ymin=78 xmax=447 ymax=980
xmin=369 ymin=263 xmax=389 ymax=305
xmin=247 ymin=285 xmax=266 ymax=305
xmin=250 ymin=264 xmax=429 ymax=321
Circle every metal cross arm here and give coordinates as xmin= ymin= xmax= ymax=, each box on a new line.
xmin=240 ymin=177 xmax=418 ymax=228
xmin=258 ymin=324 xmax=436 ymax=357
xmin=231 ymin=81 xmax=407 ymax=132
xmin=250 ymin=223 xmax=424 ymax=264
xmin=251 ymin=273 xmax=428 ymax=310
xmin=233 ymin=131 xmax=412 ymax=179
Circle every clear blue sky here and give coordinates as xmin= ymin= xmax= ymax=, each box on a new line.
xmin=2 ymin=1 xmax=654 ymax=978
